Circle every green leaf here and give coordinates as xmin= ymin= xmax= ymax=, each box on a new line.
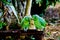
xmin=1 ymin=0 xmax=10 ymax=5
xmin=47 ymin=32 xmax=51 ymax=36
xmin=36 ymin=0 xmax=42 ymax=4
xmin=0 ymin=21 xmax=6 ymax=29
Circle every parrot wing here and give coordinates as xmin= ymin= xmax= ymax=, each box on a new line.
xmin=32 ymin=15 xmax=47 ymax=29
xmin=21 ymin=16 xmax=31 ymax=29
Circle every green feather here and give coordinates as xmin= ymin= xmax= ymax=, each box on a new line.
xmin=32 ymin=15 xmax=47 ymax=29
xmin=21 ymin=16 xmax=31 ymax=29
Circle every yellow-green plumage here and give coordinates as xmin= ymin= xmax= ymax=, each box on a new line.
xmin=32 ymin=15 xmax=47 ymax=29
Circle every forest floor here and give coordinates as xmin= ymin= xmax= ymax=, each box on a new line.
xmin=44 ymin=25 xmax=60 ymax=40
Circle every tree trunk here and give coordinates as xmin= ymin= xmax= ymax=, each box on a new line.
xmin=25 ymin=0 xmax=32 ymax=16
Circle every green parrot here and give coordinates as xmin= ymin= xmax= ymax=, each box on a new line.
xmin=32 ymin=15 xmax=47 ymax=29
xmin=21 ymin=15 xmax=47 ymax=30
xmin=21 ymin=16 xmax=31 ymax=30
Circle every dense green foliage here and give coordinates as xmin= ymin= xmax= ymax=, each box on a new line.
xmin=36 ymin=0 xmax=60 ymax=6
xmin=1 ymin=0 xmax=10 ymax=5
